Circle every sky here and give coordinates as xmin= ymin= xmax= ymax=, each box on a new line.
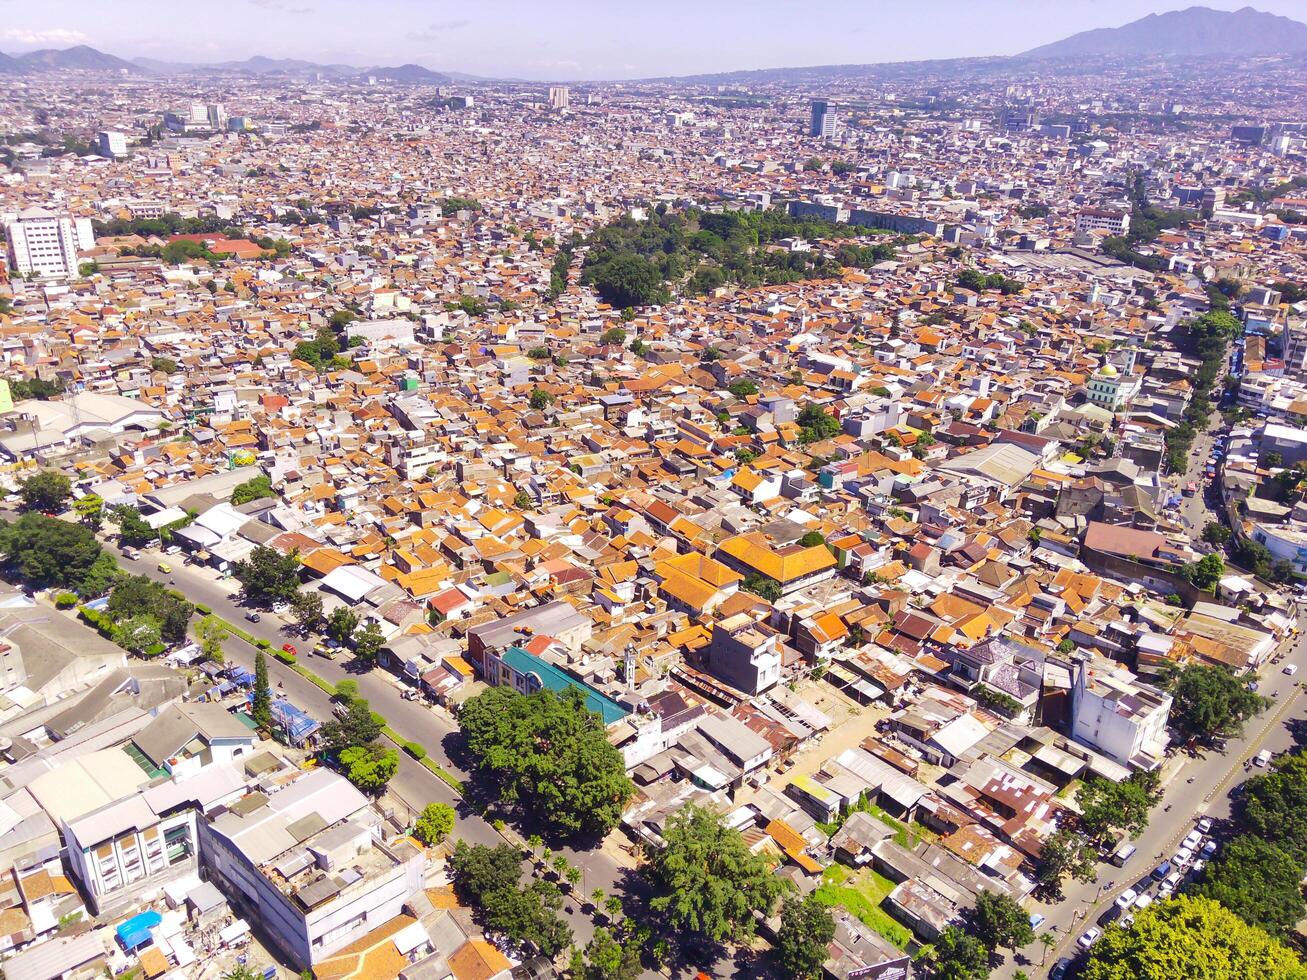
xmin=2 ymin=0 xmax=1306 ymax=80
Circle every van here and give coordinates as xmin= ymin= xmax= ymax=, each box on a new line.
xmin=1255 ymin=749 xmax=1273 ymax=767
xmin=1151 ymin=860 xmax=1172 ymax=880
xmin=1111 ymin=843 xmax=1137 ymax=867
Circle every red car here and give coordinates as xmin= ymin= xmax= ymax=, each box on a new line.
xmin=281 ymin=643 xmax=297 ymax=656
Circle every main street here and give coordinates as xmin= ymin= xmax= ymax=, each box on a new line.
xmin=102 ymin=538 xmax=628 ymax=953
xmin=1004 ymin=606 xmax=1307 ymax=977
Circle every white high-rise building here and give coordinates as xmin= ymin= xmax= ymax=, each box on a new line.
xmin=96 ymin=130 xmax=127 ymax=159
xmin=548 ymin=86 xmax=570 ymax=110
xmin=5 ymin=207 xmax=95 ymax=279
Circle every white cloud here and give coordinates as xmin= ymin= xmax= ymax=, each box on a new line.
xmin=248 ymin=0 xmax=313 ymax=14
xmin=408 ymin=19 xmax=471 ymax=41
xmin=1 ymin=27 xmax=89 ymax=46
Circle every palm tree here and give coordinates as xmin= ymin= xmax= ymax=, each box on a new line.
xmin=552 ymin=854 xmax=569 ymax=879
xmin=604 ymin=895 xmax=624 ymax=922
xmin=590 ymin=887 xmax=604 ymax=910
xmin=526 ymin=834 xmax=543 ymax=861
xmin=565 ymin=865 xmax=582 ymax=887
xmin=1040 ymin=932 xmax=1057 ymax=965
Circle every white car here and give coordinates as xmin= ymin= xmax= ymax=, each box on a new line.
xmin=1118 ymin=912 xmax=1135 ymax=930
xmin=1156 ymin=880 xmax=1175 ymax=900
xmin=1196 ymin=817 xmax=1213 ymax=834
xmin=1190 ymin=859 xmax=1207 ymax=876
xmin=1134 ymin=893 xmax=1154 ymax=911
xmin=1182 ymin=830 xmax=1203 ymax=851
xmin=1078 ymin=927 xmax=1102 ymax=949
xmin=1173 ymin=846 xmax=1194 ymax=867
xmin=1115 ymin=888 xmax=1138 ymax=911
xmin=1283 ymin=664 xmax=1298 ymax=676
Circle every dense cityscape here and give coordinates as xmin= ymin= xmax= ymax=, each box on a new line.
xmin=0 ymin=4 xmax=1306 ymax=980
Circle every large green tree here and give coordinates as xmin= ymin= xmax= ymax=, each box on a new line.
xmin=19 ymin=470 xmax=71 ymax=512
xmin=1081 ymin=896 xmax=1307 ymax=980
xmin=252 ymin=650 xmax=272 ymax=729
xmin=338 ymin=744 xmax=398 ymax=793
xmin=413 ymin=803 xmax=455 ymax=846
xmin=1036 ymin=828 xmax=1098 ymax=899
xmin=1077 ymin=774 xmax=1154 ymax=843
xmin=231 ymin=473 xmax=275 ymax=505
xmin=320 ymin=697 xmax=382 ymax=752
xmin=1165 ymin=662 xmax=1267 ymax=744
xmin=972 ymin=889 xmax=1034 ymax=952
xmin=774 ymin=896 xmax=835 ymax=979
xmin=0 ymin=513 xmax=109 ymax=592
xmin=234 ymin=545 xmax=302 ymax=604
xmin=459 ymin=685 xmax=634 ymax=837
xmin=932 ymin=925 xmax=991 ymax=980
xmin=1191 ymin=836 xmax=1305 ymax=938
xmin=645 ymin=804 xmax=789 ymax=943
xmin=1240 ymin=752 xmax=1307 ymax=866
xmin=449 ymin=841 xmax=571 ymax=957
xmin=575 ymin=926 xmax=643 ymax=980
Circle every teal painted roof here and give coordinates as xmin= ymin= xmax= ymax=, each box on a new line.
xmin=501 ymin=646 xmax=630 ymax=725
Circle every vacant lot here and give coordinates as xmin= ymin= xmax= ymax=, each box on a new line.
xmin=812 ymin=863 xmax=913 ymax=949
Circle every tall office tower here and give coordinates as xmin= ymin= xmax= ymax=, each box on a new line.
xmin=96 ymin=130 xmax=127 ymax=159
xmin=810 ymin=99 xmax=836 ymax=138
xmin=6 ymin=208 xmax=94 ymax=279
xmin=207 ymin=103 xmax=228 ymax=131
xmin=548 ymin=86 xmax=570 ymax=110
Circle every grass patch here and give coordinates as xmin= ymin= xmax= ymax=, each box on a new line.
xmin=813 ymin=864 xmax=912 ymax=949
xmin=292 ymin=663 xmax=336 ymax=695
xmin=818 ymin=795 xmax=935 ymax=850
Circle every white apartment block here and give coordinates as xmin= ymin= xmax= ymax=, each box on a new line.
xmin=548 ymin=86 xmax=570 ymax=110
xmin=1075 ymin=208 xmax=1131 ymax=236
xmin=1070 ymin=660 xmax=1170 ymax=770
xmin=6 ymin=208 xmax=94 ymax=279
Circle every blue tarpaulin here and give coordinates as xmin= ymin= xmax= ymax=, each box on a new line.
xmin=271 ymin=698 xmax=320 ymax=745
xmin=230 ymin=667 xmax=255 ymax=686
xmin=116 ymin=909 xmax=162 ymax=951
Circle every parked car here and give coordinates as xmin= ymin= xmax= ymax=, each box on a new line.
xmin=1029 ymin=913 xmax=1046 ymax=930
xmin=281 ymin=643 xmax=297 ymax=656
xmin=1115 ymin=888 xmax=1138 ymax=911
xmin=1077 ymin=927 xmax=1102 ymax=949
xmin=1182 ymin=830 xmax=1203 ymax=851
xmin=164 ymin=545 xmax=182 ymax=556
xmin=1050 ymin=959 xmax=1074 ymax=980
xmin=1151 ymin=860 xmax=1172 ymax=880
xmin=1200 ymin=840 xmax=1218 ymax=859
xmin=245 ymin=611 xmax=262 ymax=623
xmin=1134 ymin=892 xmax=1154 ymax=911
xmin=1255 ymin=749 xmax=1273 ymax=767
xmin=1196 ymin=817 xmax=1213 ymax=834
xmin=1284 ymin=664 xmax=1298 ymax=676
xmin=1173 ymin=846 xmax=1194 ymax=867
xmin=123 ymin=547 xmax=140 ymax=560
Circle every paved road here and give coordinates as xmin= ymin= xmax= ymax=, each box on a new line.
xmin=1004 ymin=607 xmax=1307 ymax=977
xmin=104 ymin=539 xmax=627 ymax=953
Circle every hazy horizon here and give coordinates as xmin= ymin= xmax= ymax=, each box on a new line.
xmin=3 ymin=0 xmax=1307 ymax=81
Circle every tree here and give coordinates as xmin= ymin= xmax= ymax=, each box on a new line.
xmin=1202 ymin=522 xmax=1232 ymax=546
xmin=231 ymin=473 xmax=276 ymax=505
xmin=196 ymin=615 xmax=227 ymax=663
xmin=233 ymin=546 xmax=301 ymax=604
xmin=513 ymin=489 xmax=533 ymax=510
xmin=112 ymin=505 xmax=158 ymax=547
xmin=151 ymin=356 xmax=179 ymax=374
xmin=1180 ymin=552 xmax=1224 ymax=590
xmin=223 ymin=967 xmax=260 ymax=980
xmin=972 ymin=890 xmax=1034 ymax=952
xmin=1036 ymin=828 xmax=1098 ymax=899
xmin=797 ymin=403 xmax=840 ymax=443
xmin=19 ymin=470 xmax=71 ymax=512
xmin=459 ymin=685 xmax=634 ymax=837
xmin=1191 ymin=836 xmax=1305 ymax=938
xmin=252 ymin=651 xmax=272 ymax=729
xmin=600 ymin=327 xmax=627 ymax=345
xmin=0 ymin=513 xmax=109 ymax=593
xmin=1240 ymin=752 xmax=1307 ymax=866
xmin=352 ymin=620 xmax=385 ymax=662
xmin=585 ymin=252 xmax=668 ymax=308
xmin=1165 ymin=662 xmax=1267 ymax=744
xmin=799 ymin=531 xmax=826 ymax=548
xmin=728 ymin=378 xmax=758 ymax=399
xmin=741 ymin=573 xmax=782 ymax=602
xmin=107 ymin=575 xmax=193 ymax=643
xmin=414 ymin=803 xmax=455 ymax=846
xmin=290 ymin=590 xmax=324 ymax=632
xmin=113 ymin=614 xmax=162 ymax=654
xmin=529 ymin=388 xmax=554 ymax=410
xmin=577 ymin=926 xmax=642 ymax=980
xmin=1081 ymin=895 xmax=1306 ymax=980
xmin=646 ymin=804 xmax=790 ymax=943
xmin=326 ymin=606 xmax=360 ymax=645
xmin=338 ymin=744 xmax=398 ymax=793
xmin=774 ymin=896 xmax=835 ymax=980
xmin=73 ymin=493 xmax=104 ymax=530
xmin=321 ymin=698 xmax=382 ymax=752
xmin=1077 ymin=774 xmax=1154 ymax=843
xmin=449 ymin=841 xmax=572 ymax=957
xmin=932 ymin=925 xmax=990 ymax=980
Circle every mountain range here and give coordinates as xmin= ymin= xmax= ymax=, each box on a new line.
xmin=0 ymin=5 xmax=1304 ymax=83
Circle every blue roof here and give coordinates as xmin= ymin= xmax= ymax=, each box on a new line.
xmin=500 ymin=646 xmax=630 ymax=725
xmin=271 ymin=698 xmax=320 ymax=740
xmin=116 ymin=909 xmax=161 ymax=950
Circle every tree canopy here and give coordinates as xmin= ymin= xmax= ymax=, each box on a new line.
xmin=414 ymin=803 xmax=455 ymax=846
xmin=0 ymin=513 xmax=113 ymax=594
xmin=231 ymin=473 xmax=276 ymax=505
xmin=18 ymin=470 xmax=71 ymax=512
xmin=449 ymin=841 xmax=571 ymax=957
xmin=1036 ymin=828 xmax=1098 ymax=899
xmin=932 ymin=925 xmax=991 ymax=980
xmin=972 ymin=889 xmax=1034 ymax=952
xmin=1239 ymin=751 xmax=1307 ymax=866
xmin=1081 ymin=896 xmax=1307 ymax=980
xmin=1164 ymin=662 xmax=1266 ymax=744
xmin=1077 ymin=772 xmax=1156 ymax=843
xmin=320 ymin=698 xmax=382 ymax=752
xmin=645 ymin=804 xmax=789 ymax=943
xmin=1191 ymin=835 xmax=1306 ymax=939
xmin=234 ymin=546 xmax=302 ymax=604
xmin=459 ymin=685 xmax=633 ymax=837
xmin=774 ymin=896 xmax=835 ymax=979
xmin=337 ymin=744 xmax=398 ymax=793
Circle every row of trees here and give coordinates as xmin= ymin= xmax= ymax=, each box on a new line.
xmin=1163 ymin=309 xmax=1241 ymax=471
